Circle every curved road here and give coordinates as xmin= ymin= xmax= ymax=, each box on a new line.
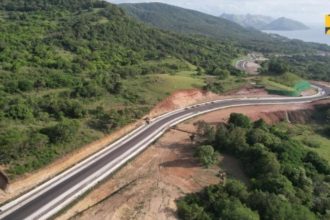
xmin=0 ymin=84 xmax=329 ymax=220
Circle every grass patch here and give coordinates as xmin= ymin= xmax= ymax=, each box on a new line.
xmin=257 ymin=73 xmax=310 ymax=96
xmin=123 ymin=71 xmax=205 ymax=104
xmin=205 ymin=76 xmax=247 ymax=94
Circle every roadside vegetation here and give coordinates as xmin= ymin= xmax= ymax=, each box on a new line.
xmin=258 ymin=59 xmax=312 ymax=96
xmin=260 ymin=56 xmax=330 ymax=82
xmin=177 ymin=107 xmax=330 ymax=220
xmin=269 ymin=55 xmax=330 ymax=82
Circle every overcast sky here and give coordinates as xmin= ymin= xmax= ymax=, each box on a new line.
xmin=108 ymin=0 xmax=330 ymax=25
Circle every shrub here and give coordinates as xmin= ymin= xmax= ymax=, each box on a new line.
xmin=229 ymin=113 xmax=251 ymax=128
xmin=5 ymin=100 xmax=33 ymax=120
xmin=42 ymin=120 xmax=80 ymax=144
xmin=195 ymin=145 xmax=217 ymax=168
xmin=18 ymin=80 xmax=33 ymax=92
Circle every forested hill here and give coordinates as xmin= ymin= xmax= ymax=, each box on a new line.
xmin=121 ymin=2 xmax=262 ymax=42
xmin=0 ymin=0 xmax=242 ymax=176
xmin=0 ymin=0 xmax=239 ymax=72
xmin=120 ymin=2 xmax=330 ymax=54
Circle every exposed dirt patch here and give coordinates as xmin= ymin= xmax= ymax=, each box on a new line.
xmin=149 ymin=87 xmax=276 ymax=118
xmin=61 ymin=125 xmax=221 ymax=220
xmin=235 ymin=87 xmax=269 ymax=96
xmin=188 ymin=102 xmax=323 ymax=125
xmin=148 ymin=89 xmax=219 ymax=118
xmin=301 ymin=88 xmax=318 ymax=96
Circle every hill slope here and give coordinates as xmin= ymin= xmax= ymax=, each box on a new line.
xmin=120 ymin=3 xmax=328 ymax=53
xmin=0 ymin=0 xmax=241 ymax=177
xmin=120 ymin=2 xmax=265 ymax=42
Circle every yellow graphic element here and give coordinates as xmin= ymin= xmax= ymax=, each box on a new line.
xmin=326 ymin=15 xmax=330 ymax=35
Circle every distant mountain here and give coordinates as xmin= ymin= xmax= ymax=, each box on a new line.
xmin=263 ymin=17 xmax=309 ymax=31
xmin=221 ymin=13 xmax=273 ymax=30
xmin=221 ymin=14 xmax=309 ymax=31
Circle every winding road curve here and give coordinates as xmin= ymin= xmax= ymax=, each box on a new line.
xmin=0 ymin=84 xmax=329 ymax=220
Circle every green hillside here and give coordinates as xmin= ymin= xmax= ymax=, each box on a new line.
xmin=120 ymin=3 xmax=330 ymax=54
xmin=121 ymin=3 xmax=263 ymax=41
xmin=0 ymin=0 xmax=242 ymax=177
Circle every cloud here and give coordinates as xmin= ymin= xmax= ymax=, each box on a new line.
xmin=108 ymin=0 xmax=330 ymax=24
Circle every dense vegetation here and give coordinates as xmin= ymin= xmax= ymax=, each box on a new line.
xmin=0 ymin=0 xmax=244 ymax=177
xmin=120 ymin=3 xmax=330 ymax=54
xmin=258 ymin=58 xmax=313 ymax=96
xmin=178 ymin=111 xmax=330 ymax=220
xmin=262 ymin=56 xmax=330 ymax=82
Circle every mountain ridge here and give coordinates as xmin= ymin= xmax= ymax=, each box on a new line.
xmin=120 ymin=2 xmax=327 ymax=54
xmin=221 ymin=13 xmax=309 ymax=31
xmin=263 ymin=17 xmax=309 ymax=31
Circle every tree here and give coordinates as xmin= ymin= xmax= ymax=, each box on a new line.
xmin=304 ymin=151 xmax=330 ymax=175
xmin=213 ymin=67 xmax=230 ymax=79
xmin=326 ymin=109 xmax=330 ymax=121
xmin=195 ymin=121 xmax=215 ymax=143
xmin=224 ymin=179 xmax=249 ymax=202
xmin=71 ymin=82 xmax=103 ymax=98
xmin=177 ymin=201 xmax=211 ymax=220
xmin=214 ymin=123 xmax=229 ymax=150
xmin=268 ymin=59 xmax=288 ymax=75
xmin=249 ymin=191 xmax=317 ymax=220
xmin=229 ymin=113 xmax=251 ymax=128
xmin=195 ymin=145 xmax=217 ymax=168
xmin=253 ymin=174 xmax=295 ymax=199
xmin=247 ymin=128 xmax=280 ymax=146
xmin=244 ymin=144 xmax=281 ymax=177
xmin=226 ymin=127 xmax=249 ymax=154
xmin=253 ymin=119 xmax=268 ymax=131
xmin=221 ymin=199 xmax=260 ymax=220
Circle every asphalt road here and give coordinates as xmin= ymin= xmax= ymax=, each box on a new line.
xmin=0 ymin=84 xmax=329 ymax=220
